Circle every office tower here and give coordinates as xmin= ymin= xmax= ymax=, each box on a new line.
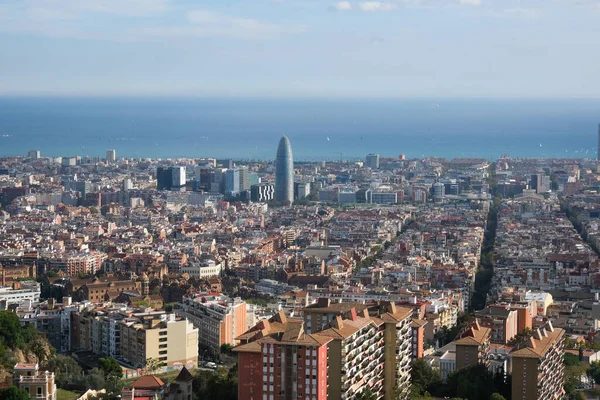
xmin=250 ymin=183 xmax=275 ymax=202
xmin=74 ymin=180 xmax=92 ymax=200
xmin=225 ymin=168 xmax=240 ymax=195
xmin=295 ymin=182 xmax=310 ymax=199
xmin=598 ymin=124 xmax=600 ymax=161
xmin=275 ymin=136 xmax=294 ymax=203
xmin=157 ymin=166 xmax=186 ymax=190
xmin=28 ymin=150 xmax=40 ymax=159
xmin=106 ymin=149 xmax=116 ymax=163
xmin=62 ymin=157 xmax=77 ymax=167
xmin=156 ymin=167 xmax=172 ymax=190
xmin=433 ymin=182 xmax=445 ymax=201
xmin=238 ymin=166 xmax=250 ymax=192
xmin=172 ymin=166 xmax=186 ymax=188
xmin=217 ymin=159 xmax=234 ymax=169
xmin=365 ymin=153 xmax=380 ymax=169
xmin=530 ymin=174 xmax=542 ymax=193
xmin=510 ymin=322 xmax=565 ymax=400
xmin=123 ymin=178 xmax=133 ymax=191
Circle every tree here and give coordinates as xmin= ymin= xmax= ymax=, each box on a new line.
xmin=0 ymin=387 xmax=30 ymax=400
xmin=573 ymin=391 xmax=586 ymax=400
xmin=489 ymin=394 xmax=506 ymax=400
xmin=145 ymin=357 xmax=162 ymax=374
xmin=98 ymin=357 xmax=123 ymax=380
xmin=355 ymin=388 xmax=377 ymax=400
xmin=0 ymin=312 xmax=26 ymax=349
xmin=446 ymin=364 xmax=496 ymax=400
xmin=411 ymin=359 xmax=442 ymax=397
xmin=43 ymin=354 xmax=83 ymax=388
xmin=84 ymin=368 xmax=106 ymax=390
xmin=564 ymin=352 xmax=581 ymax=367
xmin=220 ymin=343 xmax=234 ymax=355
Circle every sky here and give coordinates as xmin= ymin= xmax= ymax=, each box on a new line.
xmin=0 ymin=0 xmax=599 ymax=98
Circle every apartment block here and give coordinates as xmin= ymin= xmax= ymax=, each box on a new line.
xmin=318 ymin=310 xmax=385 ymax=400
xmin=410 ymin=319 xmax=427 ymax=359
xmin=510 ymin=322 xmax=565 ymax=400
xmin=234 ymin=312 xmax=331 ymax=400
xmin=377 ymin=303 xmax=413 ymax=400
xmin=175 ymin=294 xmax=246 ymax=354
xmin=454 ymin=320 xmax=491 ymax=370
xmin=475 ymin=306 xmax=518 ymax=344
xmin=120 ymin=313 xmax=198 ymax=369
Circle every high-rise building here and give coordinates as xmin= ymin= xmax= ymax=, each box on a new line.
xmin=365 ymin=153 xmax=380 ymax=169
xmin=106 ymin=149 xmax=116 ymax=163
xmin=235 ymin=312 xmax=332 ymax=400
xmin=238 ymin=166 xmax=250 ymax=192
xmin=530 ymin=174 xmax=542 ymax=193
xmin=28 ymin=150 xmax=40 ymax=159
xmin=123 ymin=178 xmax=133 ymax=191
xmin=250 ymin=183 xmax=275 ymax=202
xmin=597 ymin=124 xmax=600 ymax=161
xmin=119 ymin=312 xmax=198 ymax=369
xmin=510 ymin=321 xmax=565 ymax=400
xmin=175 ymin=294 xmax=247 ymax=355
xmin=225 ymin=168 xmax=240 ymax=195
xmin=301 ymin=299 xmax=413 ymax=400
xmin=275 ymin=136 xmax=294 ymax=203
xmin=454 ymin=321 xmax=491 ymax=370
xmin=157 ymin=166 xmax=186 ymax=190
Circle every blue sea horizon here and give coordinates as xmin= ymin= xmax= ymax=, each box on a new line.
xmin=0 ymin=96 xmax=598 ymax=161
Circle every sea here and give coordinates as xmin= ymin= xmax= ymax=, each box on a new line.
xmin=0 ymin=97 xmax=599 ymax=161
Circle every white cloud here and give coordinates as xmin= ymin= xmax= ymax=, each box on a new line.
xmin=358 ymin=2 xmax=396 ymax=11
xmin=566 ymin=0 xmax=600 ymax=10
xmin=494 ymin=7 xmax=541 ymax=19
xmin=25 ymin=0 xmax=170 ymax=18
xmin=333 ymin=1 xmax=353 ymax=10
xmin=459 ymin=0 xmax=481 ymax=6
xmin=143 ymin=9 xmax=307 ymax=39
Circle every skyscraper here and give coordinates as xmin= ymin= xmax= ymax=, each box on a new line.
xmin=366 ymin=153 xmax=380 ymax=169
xmin=106 ymin=149 xmax=116 ymax=163
xmin=157 ymin=166 xmax=186 ymax=190
xmin=597 ymin=124 xmax=600 ymax=161
xmin=275 ymin=136 xmax=294 ymax=203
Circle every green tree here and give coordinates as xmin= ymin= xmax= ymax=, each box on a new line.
xmin=489 ymin=394 xmax=506 ymax=400
xmin=0 ymin=312 xmax=26 ymax=349
xmin=98 ymin=357 xmax=123 ymax=380
xmin=145 ymin=357 xmax=162 ymax=374
xmin=411 ymin=359 xmax=442 ymax=397
xmin=564 ymin=352 xmax=581 ymax=367
xmin=43 ymin=354 xmax=83 ymax=388
xmin=446 ymin=364 xmax=496 ymax=400
xmin=84 ymin=368 xmax=106 ymax=390
xmin=0 ymin=386 xmax=30 ymax=400
xmin=355 ymin=388 xmax=377 ymax=400
xmin=573 ymin=391 xmax=586 ymax=400
xmin=220 ymin=343 xmax=234 ymax=355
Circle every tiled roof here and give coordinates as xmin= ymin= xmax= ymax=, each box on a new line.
xmin=131 ymin=375 xmax=167 ymax=389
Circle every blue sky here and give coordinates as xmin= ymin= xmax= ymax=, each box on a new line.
xmin=0 ymin=0 xmax=599 ymax=97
